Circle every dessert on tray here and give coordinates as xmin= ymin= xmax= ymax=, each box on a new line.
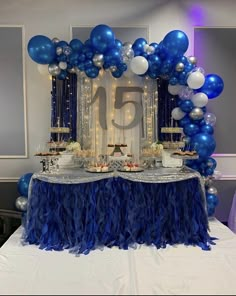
xmin=122 ymin=161 xmax=142 ymax=172
xmin=88 ymin=162 xmax=110 ymax=172
xmin=172 ymin=149 xmax=198 ymax=156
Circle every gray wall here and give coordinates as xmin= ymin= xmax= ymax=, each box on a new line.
xmin=194 ymin=27 xmax=236 ymax=153
xmin=0 ymin=182 xmax=18 ymax=211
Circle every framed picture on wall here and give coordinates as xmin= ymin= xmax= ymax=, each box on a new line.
xmin=0 ymin=25 xmax=28 ymax=158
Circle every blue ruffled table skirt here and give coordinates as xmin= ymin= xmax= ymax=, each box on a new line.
xmin=23 ymin=176 xmax=213 ymax=255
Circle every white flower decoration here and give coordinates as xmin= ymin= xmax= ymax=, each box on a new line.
xmin=66 ymin=141 xmax=81 ymax=152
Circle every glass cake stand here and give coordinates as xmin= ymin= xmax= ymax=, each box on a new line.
xmin=171 ymin=154 xmax=199 ymax=172
xmin=140 ymin=156 xmax=162 ymax=169
xmin=35 ymin=154 xmax=61 ymax=173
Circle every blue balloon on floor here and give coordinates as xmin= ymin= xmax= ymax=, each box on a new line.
xmin=17 ymin=173 xmax=33 ymax=197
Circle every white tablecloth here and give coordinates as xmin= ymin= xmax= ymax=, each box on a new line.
xmin=1 ymin=218 xmax=236 ymax=295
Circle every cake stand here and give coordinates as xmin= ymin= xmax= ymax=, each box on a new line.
xmin=171 ymin=154 xmax=199 ymax=172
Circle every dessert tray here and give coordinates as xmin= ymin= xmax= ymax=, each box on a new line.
xmin=85 ymin=168 xmax=114 ymax=173
xmin=171 ymin=151 xmax=199 ymax=160
xmin=117 ymin=167 xmax=144 ymax=173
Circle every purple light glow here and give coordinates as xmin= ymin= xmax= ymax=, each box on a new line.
xmin=188 ymin=4 xmax=206 ymax=26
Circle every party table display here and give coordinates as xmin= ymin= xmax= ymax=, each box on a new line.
xmin=23 ymin=167 xmax=214 ymax=255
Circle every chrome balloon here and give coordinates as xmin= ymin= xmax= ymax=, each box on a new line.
xmin=207 ymin=186 xmax=218 ymax=195
xmin=92 ymin=54 xmax=104 ymax=67
xmin=15 ymin=196 xmax=28 ymax=212
xmin=48 ymin=63 xmax=61 ymax=76
xmin=175 ymin=62 xmax=185 ymax=72
xmin=188 ymin=56 xmax=197 ymax=65
xmin=189 ymin=107 xmax=204 ymax=120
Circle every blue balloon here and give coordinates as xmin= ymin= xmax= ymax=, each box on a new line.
xmin=17 ymin=173 xmax=33 ymax=197
xmin=57 ymin=70 xmax=67 ymax=80
xmin=206 ymin=157 xmax=217 ymax=170
xmin=191 ymin=133 xmax=216 ymax=159
xmin=115 ymin=39 xmax=122 ymax=49
xmin=183 ymin=123 xmax=200 ymax=136
xmin=200 ymin=124 xmax=214 ymax=134
xmin=162 ymin=30 xmax=189 ymax=57
xmin=179 ymin=115 xmax=191 ymax=127
xmin=197 ymin=74 xmax=224 ymax=99
xmin=90 ymin=24 xmax=115 ymax=53
xmin=150 ymin=42 xmax=159 ymax=52
xmin=206 ymin=193 xmax=219 ymax=207
xmin=207 ymin=205 xmax=215 ymax=217
xmin=179 ymin=99 xmax=194 ymax=112
xmin=85 ymin=66 xmax=99 ymax=78
xmin=132 ymin=38 xmax=147 ymax=55
xmin=28 ymin=35 xmax=56 ymax=64
xmin=57 ymin=40 xmax=68 ymax=48
xmin=69 ymin=39 xmax=83 ymax=52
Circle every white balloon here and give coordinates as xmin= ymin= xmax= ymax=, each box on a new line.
xmin=168 ymin=84 xmax=183 ymax=95
xmin=171 ymin=107 xmax=186 ymax=120
xmin=130 ymin=56 xmax=149 ymax=75
xmin=187 ymin=71 xmax=205 ymax=89
xmin=37 ymin=64 xmax=49 ymax=75
xmin=191 ymin=92 xmax=208 ymax=107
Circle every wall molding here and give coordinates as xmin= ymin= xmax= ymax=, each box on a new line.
xmin=0 ymin=178 xmax=18 ymax=182
xmin=212 ymin=154 xmax=236 ymax=180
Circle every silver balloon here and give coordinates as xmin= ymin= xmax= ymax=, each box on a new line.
xmin=52 ymin=37 xmax=60 ymax=44
xmin=123 ymin=42 xmax=132 ymax=49
xmin=175 ymin=62 xmax=185 ymax=72
xmin=15 ymin=196 xmax=28 ymax=211
xmin=56 ymin=46 xmax=63 ymax=56
xmin=110 ymin=66 xmax=117 ymax=73
xmin=126 ymin=48 xmax=134 ymax=59
xmin=121 ymin=46 xmax=134 ymax=63
xmin=92 ymin=54 xmax=104 ymax=68
xmin=189 ymin=107 xmax=204 ymax=120
xmin=145 ymin=45 xmax=155 ymax=55
xmin=188 ymin=56 xmax=197 ymax=65
xmin=59 ymin=61 xmax=67 ymax=70
xmin=207 ymin=186 xmax=218 ymax=195
xmin=48 ymin=63 xmax=61 ymax=76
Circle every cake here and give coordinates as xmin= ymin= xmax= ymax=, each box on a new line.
xmin=57 ymin=152 xmax=75 ymax=168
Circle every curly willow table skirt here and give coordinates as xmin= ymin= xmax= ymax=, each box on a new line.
xmin=22 ymin=171 xmax=215 ymax=255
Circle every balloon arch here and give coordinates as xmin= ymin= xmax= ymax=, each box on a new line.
xmin=27 ymin=24 xmax=224 ymax=216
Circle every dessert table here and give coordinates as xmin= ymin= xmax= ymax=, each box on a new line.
xmin=23 ymin=167 xmax=214 ymax=255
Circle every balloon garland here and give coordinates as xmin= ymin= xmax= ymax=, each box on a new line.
xmin=27 ymin=24 xmax=224 ymax=216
